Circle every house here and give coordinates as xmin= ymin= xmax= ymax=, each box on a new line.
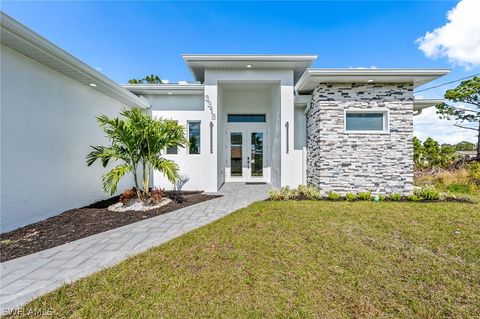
xmin=0 ymin=12 xmax=449 ymax=232
xmin=125 ymin=60 xmax=449 ymax=194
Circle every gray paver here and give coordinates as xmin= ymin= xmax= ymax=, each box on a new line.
xmin=0 ymin=183 xmax=269 ymax=312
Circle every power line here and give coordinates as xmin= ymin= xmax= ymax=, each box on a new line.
xmin=414 ymin=74 xmax=479 ymax=93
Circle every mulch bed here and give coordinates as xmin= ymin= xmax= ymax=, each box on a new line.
xmin=0 ymin=191 xmax=221 ymax=262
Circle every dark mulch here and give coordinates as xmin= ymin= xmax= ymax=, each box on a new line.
xmin=0 ymin=191 xmax=221 ymax=262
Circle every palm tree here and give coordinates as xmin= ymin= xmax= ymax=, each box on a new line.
xmin=87 ymin=108 xmax=187 ymax=200
xmin=128 ymin=74 xmax=162 ymax=84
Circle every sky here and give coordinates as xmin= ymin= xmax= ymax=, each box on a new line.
xmin=2 ymin=0 xmax=479 ymax=145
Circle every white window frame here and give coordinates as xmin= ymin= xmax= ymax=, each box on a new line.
xmin=187 ymin=120 xmax=201 ymax=155
xmin=343 ymin=108 xmax=390 ymax=134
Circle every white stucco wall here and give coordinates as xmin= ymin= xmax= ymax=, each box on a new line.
xmin=292 ymin=107 xmax=307 ymax=186
xmin=205 ymin=69 xmax=296 ymax=188
xmin=216 ymin=87 xmax=225 ymax=189
xmin=270 ymin=85 xmax=282 ymax=188
xmin=147 ymin=92 xmax=218 ymax=192
xmin=0 ymin=45 xmax=132 ymax=232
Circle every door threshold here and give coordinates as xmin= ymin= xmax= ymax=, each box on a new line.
xmin=245 ymin=182 xmax=267 ymax=185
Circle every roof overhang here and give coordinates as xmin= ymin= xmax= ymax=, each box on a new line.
xmin=295 ymin=68 xmax=451 ymax=94
xmin=0 ymin=12 xmax=150 ymax=109
xmin=182 ymin=54 xmax=318 ymax=84
xmin=123 ymin=84 xmax=204 ymax=96
xmin=413 ymin=98 xmax=443 ymax=115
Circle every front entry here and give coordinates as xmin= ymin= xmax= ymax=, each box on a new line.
xmin=225 ymin=127 xmax=269 ymax=183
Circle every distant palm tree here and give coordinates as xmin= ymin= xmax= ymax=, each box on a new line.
xmin=87 ymin=108 xmax=187 ymax=199
xmin=128 ymin=74 xmax=162 ymax=84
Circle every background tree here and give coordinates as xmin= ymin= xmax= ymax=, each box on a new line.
xmin=436 ymin=76 xmax=480 ymax=159
xmin=413 ymin=137 xmax=458 ymax=168
xmin=128 ymin=74 xmax=162 ymax=84
xmin=87 ymin=109 xmax=187 ymax=199
xmin=455 ymin=141 xmax=476 ymax=151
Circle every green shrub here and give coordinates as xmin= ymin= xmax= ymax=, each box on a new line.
xmin=447 ymin=183 xmax=475 ymax=194
xmin=327 ymin=192 xmax=340 ymax=201
xmin=390 ymin=193 xmax=402 ymax=201
xmin=296 ymin=185 xmax=321 ymax=200
xmin=467 ymin=161 xmax=480 ymax=184
xmin=345 ymin=193 xmax=357 ymax=201
xmin=407 ymin=194 xmax=422 ymax=202
xmin=415 ymin=185 xmax=440 ymax=200
xmin=378 ymin=195 xmax=386 ymax=201
xmin=358 ymin=191 xmax=372 ymax=201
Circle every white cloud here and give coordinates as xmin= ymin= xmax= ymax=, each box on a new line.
xmin=414 ymin=106 xmax=476 ymax=144
xmin=417 ymin=0 xmax=480 ymax=68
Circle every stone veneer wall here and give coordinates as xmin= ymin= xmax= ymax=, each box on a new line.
xmin=306 ymin=83 xmax=414 ymax=195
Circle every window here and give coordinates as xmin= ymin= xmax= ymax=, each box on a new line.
xmin=166 ymin=121 xmax=178 ymax=154
xmin=166 ymin=146 xmax=178 ymax=154
xmin=345 ymin=110 xmax=388 ymax=133
xmin=227 ymin=114 xmax=266 ymax=123
xmin=188 ymin=121 xmax=201 ymax=154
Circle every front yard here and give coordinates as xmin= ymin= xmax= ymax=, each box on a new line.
xmin=10 ymin=199 xmax=480 ymax=318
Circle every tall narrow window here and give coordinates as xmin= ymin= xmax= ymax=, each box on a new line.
xmin=188 ymin=121 xmax=201 ymax=154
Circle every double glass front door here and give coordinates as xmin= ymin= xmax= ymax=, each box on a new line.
xmin=227 ymin=128 xmax=267 ymax=182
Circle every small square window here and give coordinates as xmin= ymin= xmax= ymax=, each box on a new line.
xmin=345 ymin=110 xmax=388 ymax=133
xmin=188 ymin=121 xmax=201 ymax=154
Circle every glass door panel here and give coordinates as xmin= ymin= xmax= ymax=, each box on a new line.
xmin=250 ymin=132 xmax=264 ymax=177
xmin=230 ymin=132 xmax=243 ymax=177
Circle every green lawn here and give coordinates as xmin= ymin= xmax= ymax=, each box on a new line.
xmin=12 ymin=200 xmax=480 ymax=318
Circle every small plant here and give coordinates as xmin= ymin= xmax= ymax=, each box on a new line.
xmin=269 ymin=187 xmax=296 ymax=201
xmin=279 ymin=186 xmax=296 ymax=200
xmin=358 ymin=191 xmax=372 ymax=201
xmin=174 ymin=174 xmax=190 ymax=191
xmin=0 ymin=239 xmax=15 ymax=246
xmin=407 ymin=194 xmax=422 ymax=201
xmin=120 ymin=188 xmax=137 ymax=204
xmin=390 ymin=193 xmax=402 ymax=201
xmin=150 ymin=187 xmax=165 ymax=204
xmin=296 ymin=185 xmax=321 ymax=200
xmin=415 ymin=185 xmax=440 ymax=200
xmin=268 ymin=189 xmax=283 ymax=201
xmin=345 ymin=193 xmax=357 ymax=201
xmin=327 ymin=192 xmax=341 ymax=201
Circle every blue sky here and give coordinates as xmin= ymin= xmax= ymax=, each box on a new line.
xmin=2 ymin=1 xmax=479 ymax=144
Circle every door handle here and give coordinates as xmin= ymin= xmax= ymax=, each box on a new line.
xmin=247 ymin=157 xmax=250 ymax=167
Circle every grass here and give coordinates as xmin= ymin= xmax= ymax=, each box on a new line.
xmin=415 ymin=168 xmax=478 ymax=195
xmin=9 ymin=199 xmax=480 ymax=318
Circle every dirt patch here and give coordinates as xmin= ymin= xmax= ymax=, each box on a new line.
xmin=0 ymin=191 xmax=221 ymax=262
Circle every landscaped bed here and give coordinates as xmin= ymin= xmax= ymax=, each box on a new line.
xmin=8 ymin=198 xmax=479 ymax=318
xmin=0 ymin=191 xmax=221 ymax=262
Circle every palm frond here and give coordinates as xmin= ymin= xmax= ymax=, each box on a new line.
xmin=151 ymin=158 xmax=179 ymax=183
xmin=102 ymin=164 xmax=132 ymax=195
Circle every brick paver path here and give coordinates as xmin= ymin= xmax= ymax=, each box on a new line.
xmin=0 ymin=183 xmax=270 ymax=312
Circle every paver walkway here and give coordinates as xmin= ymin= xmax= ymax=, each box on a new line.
xmin=0 ymin=183 xmax=270 ymax=312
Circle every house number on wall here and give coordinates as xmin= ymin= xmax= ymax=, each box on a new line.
xmin=205 ymin=95 xmax=216 ymax=121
